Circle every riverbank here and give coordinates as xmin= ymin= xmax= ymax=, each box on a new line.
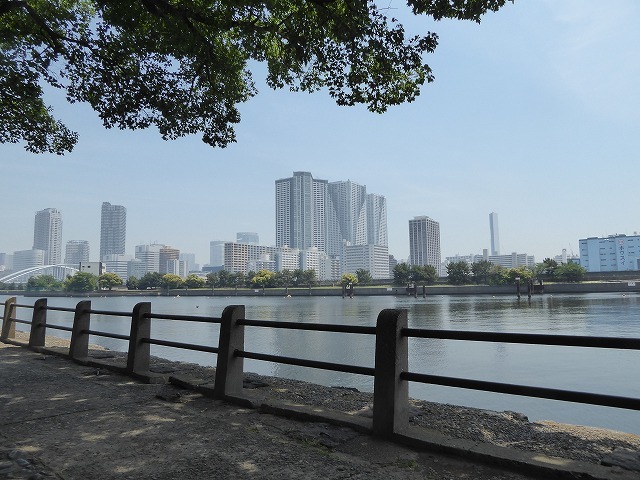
xmin=7 ymin=279 xmax=640 ymax=298
xmin=2 ymin=332 xmax=639 ymax=479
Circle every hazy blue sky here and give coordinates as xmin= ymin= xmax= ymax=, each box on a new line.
xmin=2 ymin=0 xmax=639 ymax=266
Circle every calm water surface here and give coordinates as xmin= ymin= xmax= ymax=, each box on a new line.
xmin=5 ymin=292 xmax=640 ymax=434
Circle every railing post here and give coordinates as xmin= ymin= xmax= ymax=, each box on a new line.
xmin=29 ymin=298 xmax=47 ymax=348
xmin=214 ymin=305 xmax=245 ymax=399
xmin=69 ymin=301 xmax=91 ymax=362
xmin=373 ymin=308 xmax=409 ymax=438
xmin=127 ymin=302 xmax=151 ymax=376
xmin=1 ymin=297 xmax=16 ymax=340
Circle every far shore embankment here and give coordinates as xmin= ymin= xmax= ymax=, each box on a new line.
xmin=6 ymin=279 xmax=640 ymax=298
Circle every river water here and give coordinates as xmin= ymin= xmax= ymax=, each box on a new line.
xmin=4 ymin=292 xmax=640 ymax=434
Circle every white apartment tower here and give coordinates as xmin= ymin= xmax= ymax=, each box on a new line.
xmin=33 ymin=208 xmax=62 ymax=265
xmin=489 ymin=212 xmax=500 ymax=256
xmin=409 ymin=216 xmax=441 ymax=271
xmin=367 ymin=193 xmax=388 ymax=247
xmin=276 ymin=172 xmax=388 ymax=259
xmin=275 ymin=171 xmax=328 ymax=252
xmin=100 ymin=202 xmax=126 ymax=260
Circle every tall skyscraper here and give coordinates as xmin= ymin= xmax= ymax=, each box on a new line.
xmin=275 ymin=172 xmax=388 ymax=258
xmin=275 ymin=171 xmax=328 ymax=252
xmin=366 ymin=193 xmax=388 ymax=247
xmin=409 ymin=216 xmax=441 ymax=270
xmin=489 ymin=212 xmax=500 ymax=256
xmin=210 ymin=240 xmax=226 ymax=267
xmin=65 ymin=240 xmax=90 ymax=265
xmin=100 ymin=202 xmax=126 ymax=260
xmin=159 ymin=245 xmax=180 ymax=274
xmin=33 ymin=208 xmax=62 ymax=265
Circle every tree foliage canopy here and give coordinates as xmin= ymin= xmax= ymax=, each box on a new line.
xmin=1 ymin=0 xmax=510 ymax=154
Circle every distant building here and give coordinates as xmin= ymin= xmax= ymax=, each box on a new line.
xmin=13 ymin=249 xmax=44 ymax=272
xmin=33 ymin=208 xmax=62 ymax=265
xmin=444 ymin=249 xmax=535 ymax=269
xmin=103 ymin=254 xmax=133 ymax=281
xmin=135 ymin=244 xmax=162 ymax=274
xmin=65 ymin=240 xmax=90 ymax=266
xmin=237 ymin=232 xmax=259 ymax=244
xmin=275 ymin=171 xmax=387 ymax=258
xmin=209 ymin=240 xmax=227 ymax=267
xmin=79 ymin=262 xmax=105 ymax=276
xmin=489 ymin=212 xmax=500 ymax=256
xmin=341 ymin=244 xmax=389 ymax=279
xmin=179 ymin=253 xmax=198 ymax=273
xmin=159 ymin=246 xmax=180 ymax=274
xmin=409 ymin=216 xmax=441 ymax=273
xmin=579 ymin=234 xmax=640 ymax=272
xmin=100 ymin=202 xmax=126 ymax=260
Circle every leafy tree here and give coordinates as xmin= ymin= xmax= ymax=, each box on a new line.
xmin=251 ymin=269 xmax=275 ymax=288
xmin=446 ymin=261 xmax=471 ymax=285
xmin=412 ymin=265 xmax=438 ymax=285
xmin=26 ymin=274 xmax=63 ymax=291
xmin=1 ymin=1 xmax=511 ymax=154
xmin=138 ymin=272 xmax=163 ymax=290
xmin=205 ymin=271 xmax=219 ymax=287
xmin=506 ymin=266 xmax=533 ymax=284
xmin=340 ymin=273 xmax=358 ymax=287
xmin=300 ymin=269 xmax=317 ymax=287
xmin=488 ymin=265 xmax=510 ymax=285
xmin=355 ymin=269 xmax=373 ymax=285
xmin=184 ymin=273 xmax=206 ymax=289
xmin=471 ymin=260 xmax=492 ymax=285
xmin=542 ymin=258 xmax=559 ymax=275
xmin=274 ymin=269 xmax=295 ymax=288
xmin=98 ymin=272 xmax=123 ymax=290
xmin=161 ymin=274 xmax=183 ymax=290
xmin=554 ymin=263 xmax=586 ymax=283
xmin=64 ymin=271 xmax=97 ymax=292
xmin=126 ymin=275 xmax=139 ymax=290
xmin=393 ymin=262 xmax=412 ymax=285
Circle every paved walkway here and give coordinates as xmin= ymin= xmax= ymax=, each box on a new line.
xmin=0 ymin=342 xmax=634 ymax=480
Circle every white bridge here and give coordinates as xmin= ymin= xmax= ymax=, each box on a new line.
xmin=0 ymin=265 xmax=79 ymax=284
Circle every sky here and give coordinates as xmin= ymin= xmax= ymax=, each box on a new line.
xmin=2 ymin=0 xmax=639 ymax=267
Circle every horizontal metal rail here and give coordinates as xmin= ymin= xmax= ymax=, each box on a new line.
xmin=88 ymin=309 xmax=132 ymax=317
xmin=13 ymin=303 xmax=34 ymax=309
xmin=11 ymin=318 xmax=31 ymax=326
xmin=239 ymin=318 xmax=376 ymax=335
xmin=404 ymin=328 xmax=640 ymax=350
xmin=401 ymin=371 xmax=640 ymax=410
xmin=83 ymin=329 xmax=129 ymax=341
xmin=237 ymin=349 xmax=375 ymax=376
xmin=45 ymin=306 xmax=78 ymax=313
xmin=144 ymin=337 xmax=219 ymax=354
xmin=145 ymin=312 xmax=222 ymax=323
xmin=45 ymin=324 xmax=74 ymax=333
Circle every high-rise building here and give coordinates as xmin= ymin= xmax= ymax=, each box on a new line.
xmin=276 ymin=171 xmax=328 ymax=252
xmin=409 ymin=216 xmax=441 ymax=272
xmin=135 ymin=244 xmax=162 ymax=274
xmin=159 ymin=245 xmax=180 ymax=274
xmin=237 ymin=232 xmax=259 ymax=244
xmin=100 ymin=202 xmax=126 ymax=260
xmin=489 ymin=212 xmax=500 ymax=256
xmin=275 ymin=172 xmax=387 ymax=258
xmin=209 ymin=241 xmax=227 ymax=267
xmin=33 ymin=208 xmax=62 ymax=265
xmin=366 ymin=193 xmax=387 ymax=247
xmin=65 ymin=240 xmax=90 ymax=266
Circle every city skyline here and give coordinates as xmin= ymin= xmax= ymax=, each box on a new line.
xmin=1 ymin=1 xmax=639 ymax=265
